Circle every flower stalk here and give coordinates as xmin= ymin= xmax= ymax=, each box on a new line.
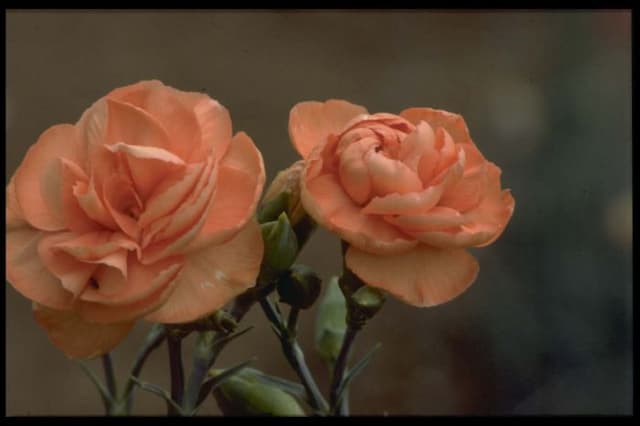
xmin=166 ymin=334 xmax=185 ymax=416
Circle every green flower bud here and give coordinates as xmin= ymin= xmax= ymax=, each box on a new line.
xmin=314 ymin=277 xmax=347 ymax=364
xmin=345 ymin=285 xmax=386 ymax=329
xmin=277 ymin=264 xmax=322 ymax=310
xmin=338 ymin=260 xmax=386 ymax=329
xmin=261 ymin=213 xmax=299 ymax=272
xmin=211 ymin=368 xmax=306 ymax=416
xmin=259 ymin=161 xmax=306 ymax=226
xmin=258 ymin=190 xmax=290 ymax=224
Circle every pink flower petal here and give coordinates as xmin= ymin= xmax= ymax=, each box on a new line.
xmin=104 ymin=98 xmax=174 ymax=154
xmin=415 ymin=164 xmax=515 ymax=248
xmin=74 ymin=178 xmax=119 ymax=230
xmin=14 ymin=124 xmax=80 ymax=231
xmin=398 ymin=121 xmax=436 ymax=172
xmin=101 ymin=174 xmax=142 ymax=240
xmin=365 ymin=151 xmax=423 ymax=197
xmin=345 ymin=244 xmax=479 ymax=307
xmin=400 ymin=107 xmax=473 ymax=146
xmin=137 ymin=161 xmax=206 ymax=229
xmin=105 ymin=142 xmax=186 ymax=201
xmin=289 ymin=100 xmax=368 ymax=159
xmin=140 ymin=156 xmax=218 ymax=262
xmin=338 ymin=140 xmax=375 ymax=205
xmin=188 ymin=96 xmax=233 ymax=163
xmin=362 ymin=149 xmax=465 ymax=217
xmin=37 ymin=233 xmax=98 ymax=298
xmin=6 ymin=175 xmax=28 ymax=229
xmin=438 ymin=163 xmax=488 ymax=212
xmin=6 ymin=226 xmax=73 ymax=310
xmin=187 ymin=132 xmax=266 ymax=252
xmin=384 ymin=206 xmax=467 ymax=232
xmin=144 ymin=220 xmax=263 ymax=324
xmin=58 ymin=159 xmax=101 ymax=233
xmin=32 ymin=303 xmax=134 ymax=359
xmin=76 ymin=256 xmax=183 ymax=324
xmin=302 ymin=172 xmax=415 ymax=255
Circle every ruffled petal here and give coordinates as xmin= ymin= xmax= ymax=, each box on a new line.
xmin=338 ymin=140 xmax=374 ymax=205
xmin=400 ymin=107 xmax=473 ymax=146
xmin=76 ymin=256 xmax=183 ymax=324
xmin=101 ymin=174 xmax=142 ymax=240
xmin=106 ymin=80 xmax=232 ymax=162
xmin=187 ymin=95 xmax=233 ymax=162
xmin=105 ymin=142 xmax=185 ymax=200
xmin=365 ymin=151 xmax=423 ymax=197
xmin=301 ymin=172 xmax=415 ymax=255
xmin=52 ymin=231 xmax=139 ymax=277
xmin=38 ymin=233 xmax=98 ymax=298
xmin=138 ymin=161 xmax=206 ymax=229
xmin=415 ymin=164 xmax=515 ymax=248
xmin=289 ymin=100 xmax=368 ymax=159
xmin=140 ymin=155 xmax=218 ymax=263
xmin=144 ymin=220 xmax=263 ymax=324
xmin=398 ymin=121 xmax=436 ymax=172
xmin=384 ymin=206 xmax=467 ymax=232
xmin=74 ymin=178 xmax=119 ymax=230
xmin=33 ymin=303 xmax=134 ymax=359
xmin=187 ymin=132 xmax=265 ymax=252
xmin=6 ymin=227 xmax=73 ymax=310
xmin=345 ymin=244 xmax=479 ymax=307
xmin=104 ymin=98 xmax=174 ymax=154
xmin=58 ymin=159 xmax=100 ymax=233
xmin=107 ymin=80 xmax=201 ymax=161
xmin=438 ymin=163 xmax=488 ymax=212
xmin=14 ymin=124 xmax=80 ymax=231
xmin=362 ymin=177 xmax=450 ymax=216
xmin=6 ymin=175 xmax=28 ymax=229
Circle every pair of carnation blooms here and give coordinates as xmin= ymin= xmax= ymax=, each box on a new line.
xmin=6 ymin=80 xmax=514 ymax=359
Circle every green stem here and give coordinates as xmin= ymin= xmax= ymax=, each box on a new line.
xmin=287 ymin=308 xmax=299 ymax=337
xmin=183 ymin=332 xmax=215 ymax=414
xmin=260 ymin=298 xmax=328 ymax=413
xmin=330 ymin=326 xmax=358 ymax=416
xmin=123 ymin=323 xmax=167 ymax=413
xmin=102 ymin=353 xmax=117 ymax=399
xmin=167 ymin=336 xmax=185 ymax=416
xmin=191 ymin=296 xmax=259 ymax=411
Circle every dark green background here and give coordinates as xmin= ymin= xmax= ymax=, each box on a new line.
xmin=6 ymin=10 xmax=632 ymax=415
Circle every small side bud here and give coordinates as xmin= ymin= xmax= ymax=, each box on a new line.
xmin=261 ymin=213 xmax=299 ymax=272
xmin=211 ymin=368 xmax=306 ymax=416
xmin=277 ymin=264 xmax=322 ymax=310
xmin=345 ymin=285 xmax=386 ymax=329
xmin=259 ymin=160 xmax=306 ymax=226
xmin=314 ymin=277 xmax=347 ymax=364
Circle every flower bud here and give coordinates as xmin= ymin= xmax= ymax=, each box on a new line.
xmin=259 ymin=160 xmax=305 ymax=226
xmin=345 ymin=285 xmax=386 ymax=329
xmin=211 ymin=367 xmax=306 ymax=416
xmin=338 ymin=262 xmax=386 ymax=329
xmin=261 ymin=213 xmax=299 ymax=272
xmin=277 ymin=264 xmax=322 ymax=310
xmin=314 ymin=277 xmax=347 ymax=364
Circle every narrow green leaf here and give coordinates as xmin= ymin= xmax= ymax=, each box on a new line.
xmin=129 ymin=376 xmax=184 ymax=414
xmin=335 ymin=343 xmax=382 ymax=407
xmin=211 ymin=325 xmax=254 ymax=352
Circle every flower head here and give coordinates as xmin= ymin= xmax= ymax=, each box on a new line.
xmin=289 ymin=100 xmax=514 ymax=307
xmin=6 ymin=81 xmax=265 ymax=358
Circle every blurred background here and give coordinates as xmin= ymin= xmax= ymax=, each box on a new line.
xmin=6 ymin=10 xmax=632 ymax=415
